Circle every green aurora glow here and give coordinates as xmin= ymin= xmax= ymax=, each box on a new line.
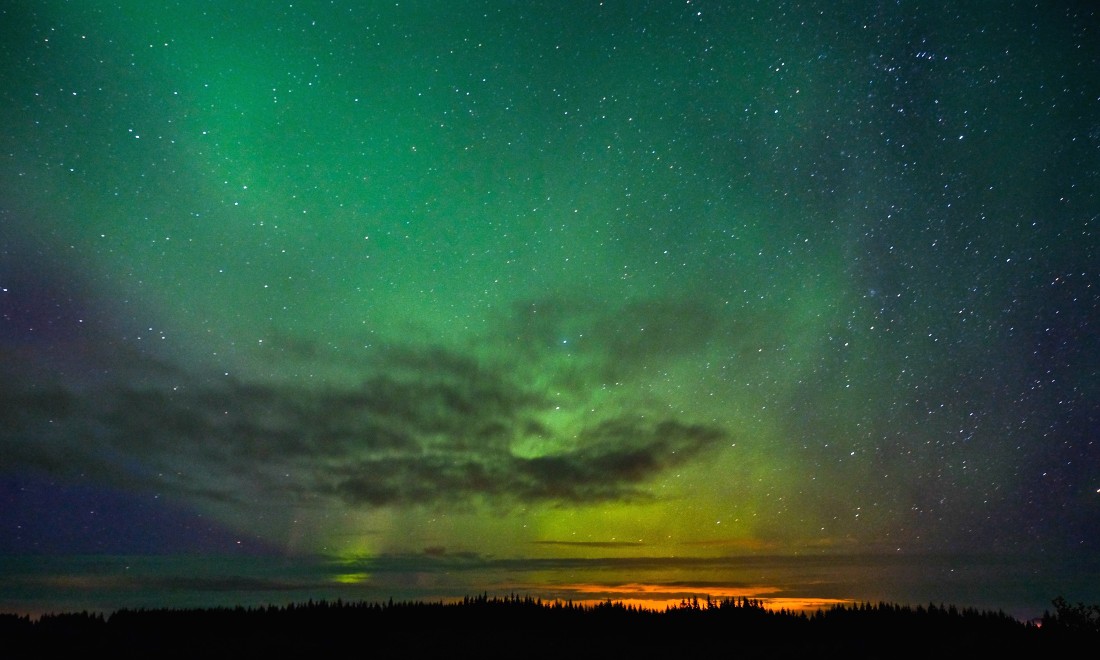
xmin=1 ymin=1 xmax=1097 ymax=619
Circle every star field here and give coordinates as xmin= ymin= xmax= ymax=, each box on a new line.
xmin=1 ymin=1 xmax=1097 ymax=619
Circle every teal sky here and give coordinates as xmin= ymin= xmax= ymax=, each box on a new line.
xmin=1 ymin=1 xmax=1097 ymax=619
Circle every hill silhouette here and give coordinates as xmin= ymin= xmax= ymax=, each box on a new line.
xmin=3 ymin=594 xmax=1096 ymax=657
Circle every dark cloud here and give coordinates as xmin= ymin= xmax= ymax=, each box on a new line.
xmin=0 ymin=326 xmax=727 ymax=510
xmin=512 ymin=419 xmax=725 ymax=503
xmin=329 ymin=417 xmax=723 ymax=506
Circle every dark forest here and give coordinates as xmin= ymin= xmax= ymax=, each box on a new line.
xmin=5 ymin=594 xmax=1097 ymax=657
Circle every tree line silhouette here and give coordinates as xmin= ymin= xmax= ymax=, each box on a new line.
xmin=3 ymin=593 xmax=1096 ymax=656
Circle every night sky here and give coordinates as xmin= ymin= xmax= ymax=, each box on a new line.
xmin=1 ymin=1 xmax=1097 ymax=619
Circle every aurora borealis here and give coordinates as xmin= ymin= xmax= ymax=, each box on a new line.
xmin=1 ymin=1 xmax=1097 ymax=619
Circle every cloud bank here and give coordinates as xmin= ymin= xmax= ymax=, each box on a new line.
xmin=1 ymin=297 xmax=729 ymax=511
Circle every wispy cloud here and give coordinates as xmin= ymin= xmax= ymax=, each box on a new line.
xmin=0 ymin=298 xmax=730 ymax=511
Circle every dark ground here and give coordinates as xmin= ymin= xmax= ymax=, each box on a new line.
xmin=3 ymin=594 xmax=1096 ymax=658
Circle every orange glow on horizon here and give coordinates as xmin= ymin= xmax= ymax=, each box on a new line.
xmin=551 ymin=595 xmax=856 ymax=614
xmin=565 ymin=582 xmax=780 ymax=599
xmin=530 ymin=582 xmax=856 ymax=613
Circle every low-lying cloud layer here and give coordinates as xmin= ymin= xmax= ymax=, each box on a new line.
xmin=1 ymin=298 xmax=729 ymax=511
